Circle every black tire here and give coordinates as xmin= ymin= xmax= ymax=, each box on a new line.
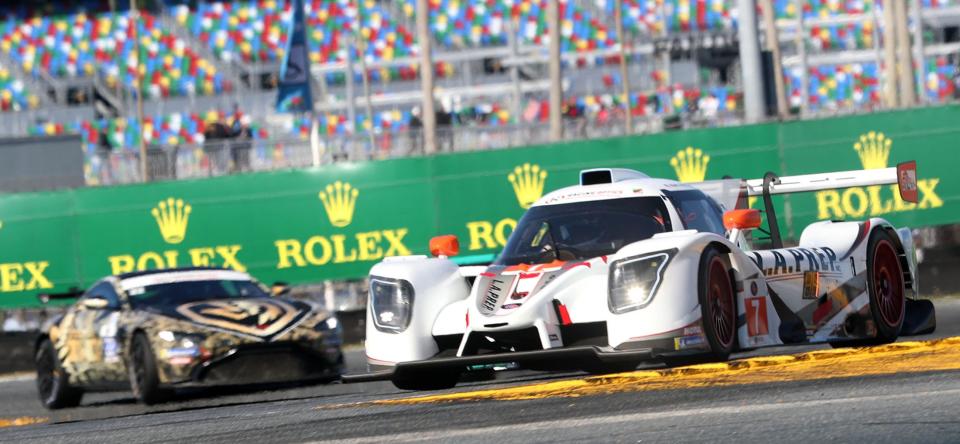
xmin=35 ymin=338 xmax=83 ymax=409
xmin=697 ymin=246 xmax=736 ymax=362
xmin=830 ymin=229 xmax=905 ymax=348
xmin=392 ymin=370 xmax=459 ymax=391
xmin=128 ymin=333 xmax=171 ymax=405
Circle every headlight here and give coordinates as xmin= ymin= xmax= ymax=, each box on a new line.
xmin=608 ymin=249 xmax=675 ymax=314
xmin=369 ymin=276 xmax=414 ymax=333
xmin=157 ymin=330 xmax=204 ymax=350
xmin=315 ymin=316 xmax=340 ymax=332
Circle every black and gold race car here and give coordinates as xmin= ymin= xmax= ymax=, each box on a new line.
xmin=35 ymin=267 xmax=343 ymax=408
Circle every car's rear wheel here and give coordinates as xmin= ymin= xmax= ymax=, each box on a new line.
xmin=869 ymin=231 xmax=906 ymax=341
xmin=35 ymin=338 xmax=83 ymax=409
xmin=831 ymin=229 xmax=905 ymax=348
xmin=128 ymin=332 xmax=171 ymax=405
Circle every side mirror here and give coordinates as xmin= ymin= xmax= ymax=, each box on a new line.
xmin=271 ymin=282 xmax=291 ymax=297
xmin=723 ymin=209 xmax=762 ymax=230
xmin=429 ymin=235 xmax=460 ymax=258
xmin=81 ymin=296 xmax=110 ymax=310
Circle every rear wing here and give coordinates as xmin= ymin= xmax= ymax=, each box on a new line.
xmin=744 ymin=161 xmax=918 ymax=203
xmin=740 ymin=161 xmax=917 ymax=249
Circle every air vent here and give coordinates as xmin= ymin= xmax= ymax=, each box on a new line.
xmin=580 ymin=170 xmax=612 ymax=185
xmin=580 ymin=168 xmax=649 ymax=185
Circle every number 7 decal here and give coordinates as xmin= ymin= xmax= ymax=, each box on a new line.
xmin=746 ymin=297 xmax=769 ymax=337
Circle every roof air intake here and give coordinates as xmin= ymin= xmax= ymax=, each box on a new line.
xmin=580 ymin=168 xmax=649 ymax=185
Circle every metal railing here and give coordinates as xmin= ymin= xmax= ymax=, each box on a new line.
xmin=84 ymin=109 xmax=746 ymax=185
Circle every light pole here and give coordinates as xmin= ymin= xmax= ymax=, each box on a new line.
xmin=547 ymin=0 xmax=562 ymax=141
xmin=736 ymin=0 xmax=765 ymax=122
xmin=131 ymin=0 xmax=147 ymax=181
xmin=415 ymin=0 xmax=437 ymax=153
xmin=614 ymin=0 xmax=633 ymax=134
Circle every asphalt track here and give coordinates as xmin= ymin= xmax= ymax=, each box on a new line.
xmin=2 ymin=299 xmax=960 ymax=443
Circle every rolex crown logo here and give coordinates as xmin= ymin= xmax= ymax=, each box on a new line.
xmin=670 ymin=147 xmax=710 ymax=183
xmin=319 ymin=181 xmax=359 ymax=228
xmin=151 ymin=198 xmax=191 ymax=244
xmin=508 ymin=163 xmax=548 ymax=209
xmin=854 ymin=131 xmax=892 ymax=170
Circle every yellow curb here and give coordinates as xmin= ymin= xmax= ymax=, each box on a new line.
xmin=0 ymin=416 xmax=48 ymax=428
xmin=353 ymin=336 xmax=960 ymax=407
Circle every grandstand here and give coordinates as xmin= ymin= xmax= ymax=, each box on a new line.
xmin=0 ymin=0 xmax=957 ymax=186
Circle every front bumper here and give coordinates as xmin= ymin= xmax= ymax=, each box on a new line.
xmin=165 ymin=341 xmax=343 ymax=387
xmin=348 ymin=323 xmax=710 ymax=386
xmin=344 ymin=345 xmax=653 ymax=384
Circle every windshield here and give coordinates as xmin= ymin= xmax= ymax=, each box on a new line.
xmin=496 ymin=197 xmax=672 ymax=266
xmin=125 ymin=279 xmax=271 ymax=308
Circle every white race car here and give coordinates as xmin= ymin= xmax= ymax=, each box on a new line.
xmin=350 ymin=163 xmax=936 ymax=390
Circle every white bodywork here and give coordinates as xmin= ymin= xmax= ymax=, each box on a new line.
xmin=365 ymin=167 xmax=919 ymax=368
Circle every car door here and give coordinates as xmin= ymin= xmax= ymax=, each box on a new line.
xmin=67 ymin=281 xmax=126 ymax=384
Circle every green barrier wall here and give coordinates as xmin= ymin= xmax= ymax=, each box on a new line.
xmin=1 ymin=105 xmax=957 ymax=308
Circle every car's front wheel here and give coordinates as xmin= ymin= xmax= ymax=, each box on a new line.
xmin=128 ymin=332 xmax=171 ymax=405
xmin=663 ymin=246 xmax=736 ymax=368
xmin=698 ymin=246 xmax=736 ymax=361
xmin=35 ymin=338 xmax=83 ymax=409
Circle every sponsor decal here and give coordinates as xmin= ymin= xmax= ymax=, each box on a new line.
xmin=674 ymin=335 xmax=705 ymax=350
xmin=108 ymin=185 xmax=411 ymax=275
xmin=176 ymin=299 xmax=302 ymax=339
xmin=110 ymin=199 xmax=247 ymax=274
xmin=745 ymin=297 xmax=769 ymax=337
xmin=508 ymin=163 xmax=548 ymax=209
xmin=318 ymin=181 xmax=359 ymax=228
xmin=898 ymin=161 xmax=918 ymax=203
xmin=749 ymin=247 xmax=841 ymax=276
xmin=481 ymin=277 xmax=510 ymax=314
xmin=815 ymin=131 xmax=942 ymax=219
xmin=802 ymin=271 xmax=820 ymax=299
xmin=540 ymin=189 xmax=625 ymax=205
xmin=0 ymin=262 xmax=53 ymax=293
xmin=108 ymin=246 xmax=246 ymax=275
xmin=151 ymin=198 xmax=192 ymax=245
xmin=273 ymin=182 xmax=411 ymax=270
xmin=477 ymin=272 xmax=522 ymax=316
xmin=274 ymin=230 xmax=411 ymax=269
xmin=670 ymin=147 xmax=710 ymax=183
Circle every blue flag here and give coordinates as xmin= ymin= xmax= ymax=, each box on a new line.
xmin=276 ymin=0 xmax=314 ymax=113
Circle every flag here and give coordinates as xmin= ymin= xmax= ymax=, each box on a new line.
xmin=276 ymin=0 xmax=314 ymax=113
